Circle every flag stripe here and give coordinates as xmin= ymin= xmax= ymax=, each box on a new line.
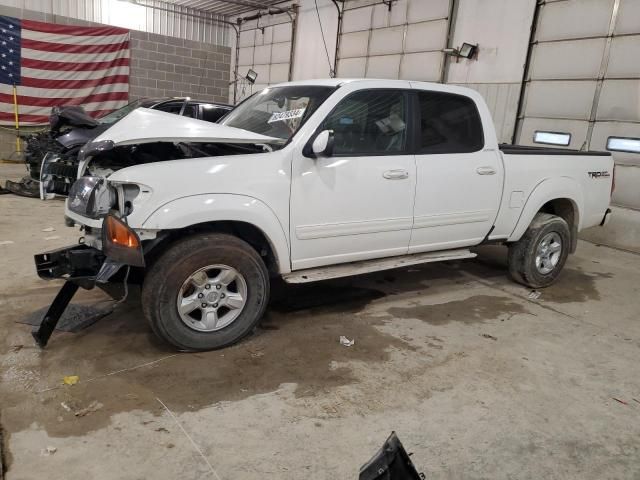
xmin=0 ymin=100 xmax=126 ymax=115
xmin=22 ymin=38 xmax=130 ymax=54
xmin=21 ymin=29 xmax=129 ymax=45
xmin=0 ymin=111 xmax=49 ymax=122
xmin=20 ymin=74 xmax=129 ymax=89
xmin=0 ymin=91 xmax=128 ymax=108
xmin=22 ymin=65 xmax=129 ymax=81
xmin=21 ymin=57 xmax=130 ymax=72
xmin=22 ymin=47 xmax=129 ymax=63
xmin=1 ymin=82 xmax=128 ymax=98
xmin=21 ymin=19 xmax=128 ymax=37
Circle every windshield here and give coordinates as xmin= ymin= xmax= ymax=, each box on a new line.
xmin=98 ymin=99 xmax=146 ymax=124
xmin=220 ymin=86 xmax=335 ymax=141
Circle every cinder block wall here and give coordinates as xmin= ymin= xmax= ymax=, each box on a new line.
xmin=0 ymin=5 xmax=231 ymax=161
xmin=129 ymin=31 xmax=230 ymax=102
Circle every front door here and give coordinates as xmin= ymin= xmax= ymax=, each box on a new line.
xmin=409 ymin=89 xmax=503 ymax=253
xmin=290 ymin=87 xmax=416 ymax=270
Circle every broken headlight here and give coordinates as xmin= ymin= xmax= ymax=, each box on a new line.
xmin=68 ymin=176 xmax=116 ymax=219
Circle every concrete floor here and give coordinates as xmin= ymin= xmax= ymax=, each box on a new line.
xmin=1 ymin=163 xmax=639 ymax=479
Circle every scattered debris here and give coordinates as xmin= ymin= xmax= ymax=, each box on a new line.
xmin=60 ymin=402 xmax=72 ymax=412
xmin=633 ymin=398 xmax=640 ymax=405
xmin=10 ymin=344 xmax=23 ymax=353
xmin=41 ymin=446 xmax=57 ymax=456
xmin=155 ymin=427 xmax=170 ymax=433
xmin=0 ymin=240 xmax=14 ymax=246
xmin=339 ymin=336 xmax=355 ymax=347
xmin=528 ymin=290 xmax=542 ymax=300
xmin=62 ymin=375 xmax=79 ymax=386
xmin=612 ymin=397 xmax=628 ymax=406
xmin=42 ymin=227 xmax=55 ymax=232
xmin=75 ymin=401 xmax=103 ymax=417
xmin=44 ymin=235 xmax=61 ymax=241
xmin=480 ymin=333 xmax=498 ymax=341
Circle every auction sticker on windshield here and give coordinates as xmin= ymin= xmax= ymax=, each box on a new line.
xmin=268 ymin=108 xmax=306 ymax=123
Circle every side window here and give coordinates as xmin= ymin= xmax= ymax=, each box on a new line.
xmin=155 ymin=102 xmax=182 ymax=114
xmin=182 ymin=103 xmax=198 ymax=118
xmin=417 ymin=91 xmax=484 ymax=154
xmin=322 ymin=90 xmax=408 ymax=156
xmin=155 ymin=102 xmax=197 ymax=118
xmin=201 ymin=106 xmax=230 ymax=123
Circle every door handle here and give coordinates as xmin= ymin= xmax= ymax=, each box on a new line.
xmin=383 ymin=169 xmax=409 ymax=180
xmin=476 ymin=166 xmax=496 ymax=175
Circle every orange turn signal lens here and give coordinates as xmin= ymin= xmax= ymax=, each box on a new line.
xmin=105 ymin=215 xmax=140 ymax=248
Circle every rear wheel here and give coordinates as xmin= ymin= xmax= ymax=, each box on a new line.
xmin=142 ymin=233 xmax=270 ymax=351
xmin=508 ymin=213 xmax=570 ymax=288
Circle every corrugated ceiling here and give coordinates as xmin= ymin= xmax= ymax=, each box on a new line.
xmin=160 ymin=0 xmax=290 ymax=17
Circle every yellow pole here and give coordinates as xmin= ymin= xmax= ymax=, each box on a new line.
xmin=12 ymin=83 xmax=20 ymax=154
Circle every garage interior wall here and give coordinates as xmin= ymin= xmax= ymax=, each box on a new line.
xmin=229 ymin=0 xmax=338 ymax=103
xmin=0 ymin=0 xmax=230 ymax=45
xmin=0 ymin=0 xmax=231 ymax=160
xmin=234 ymin=8 xmax=295 ymax=101
xmin=515 ymin=0 xmax=640 ymax=252
xmin=446 ymin=0 xmax=535 ymax=143
xmin=336 ymin=0 xmax=451 ymax=83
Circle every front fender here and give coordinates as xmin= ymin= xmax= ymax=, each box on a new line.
xmin=508 ymin=177 xmax=583 ymax=242
xmin=142 ymin=194 xmax=291 ymax=274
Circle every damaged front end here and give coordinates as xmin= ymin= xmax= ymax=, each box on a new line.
xmin=33 ymin=108 xmax=285 ymax=348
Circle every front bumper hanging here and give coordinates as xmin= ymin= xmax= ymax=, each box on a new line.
xmin=32 ymin=244 xmax=106 ymax=348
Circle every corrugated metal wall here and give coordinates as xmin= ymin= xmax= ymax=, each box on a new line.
xmin=337 ymin=0 xmax=452 ymax=81
xmin=0 ymin=0 xmax=231 ymax=45
xmin=236 ymin=9 xmax=294 ymax=101
xmin=516 ymin=0 xmax=640 ymax=213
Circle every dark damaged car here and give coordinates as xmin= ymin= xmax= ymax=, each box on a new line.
xmin=21 ymin=98 xmax=232 ymax=198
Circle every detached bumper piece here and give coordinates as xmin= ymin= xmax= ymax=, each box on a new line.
xmin=35 ymin=244 xmax=105 ymax=285
xmin=359 ymin=432 xmax=424 ymax=480
xmin=33 ymin=244 xmax=105 ymax=348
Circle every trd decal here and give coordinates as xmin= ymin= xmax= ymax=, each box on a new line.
xmin=588 ymin=171 xmax=611 ymax=178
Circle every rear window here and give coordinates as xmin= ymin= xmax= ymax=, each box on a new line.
xmin=416 ymin=91 xmax=484 ymax=154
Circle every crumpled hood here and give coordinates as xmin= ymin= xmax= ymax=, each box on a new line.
xmin=91 ymin=107 xmax=286 ymax=146
xmin=50 ymin=105 xmax=99 ymax=132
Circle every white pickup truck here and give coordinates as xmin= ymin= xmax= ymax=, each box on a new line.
xmin=34 ymin=79 xmax=613 ymax=351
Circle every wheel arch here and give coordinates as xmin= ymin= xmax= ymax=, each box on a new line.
xmin=508 ymin=178 xmax=583 ymax=253
xmin=142 ymin=194 xmax=290 ymax=274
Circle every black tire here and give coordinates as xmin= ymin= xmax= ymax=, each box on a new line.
xmin=507 ymin=213 xmax=570 ymax=288
xmin=141 ymin=233 xmax=270 ymax=351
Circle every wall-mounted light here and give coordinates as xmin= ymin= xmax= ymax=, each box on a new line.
xmin=458 ymin=43 xmax=477 ymax=59
xmin=245 ymin=69 xmax=258 ymax=84
xmin=607 ymin=136 xmax=640 ymax=154
xmin=533 ymin=131 xmax=571 ymax=146
xmin=444 ymin=43 xmax=478 ymax=60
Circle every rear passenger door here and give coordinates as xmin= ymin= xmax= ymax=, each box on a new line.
xmin=409 ymin=89 xmax=503 ymax=253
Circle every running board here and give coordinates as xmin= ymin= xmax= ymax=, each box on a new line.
xmin=283 ymin=249 xmax=476 ymax=284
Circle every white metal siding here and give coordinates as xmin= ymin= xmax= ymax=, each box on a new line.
xmin=516 ymin=0 xmax=640 ymax=211
xmin=0 ymin=0 xmax=231 ymax=45
xmin=336 ymin=0 xmax=452 ymax=82
xmin=235 ymin=11 xmax=294 ymax=100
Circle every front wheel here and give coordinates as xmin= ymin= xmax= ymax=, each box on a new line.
xmin=142 ymin=233 xmax=270 ymax=351
xmin=507 ymin=213 xmax=570 ymax=288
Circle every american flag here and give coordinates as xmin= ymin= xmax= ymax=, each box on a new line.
xmin=0 ymin=15 xmax=129 ymax=125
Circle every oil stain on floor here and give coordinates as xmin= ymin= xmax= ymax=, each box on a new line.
xmin=387 ymin=295 xmax=528 ymax=325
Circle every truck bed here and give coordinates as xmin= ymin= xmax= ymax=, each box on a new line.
xmin=499 ymin=144 xmax=610 ymax=156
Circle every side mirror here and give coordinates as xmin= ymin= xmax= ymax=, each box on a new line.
xmin=305 ymin=129 xmax=334 ymax=158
